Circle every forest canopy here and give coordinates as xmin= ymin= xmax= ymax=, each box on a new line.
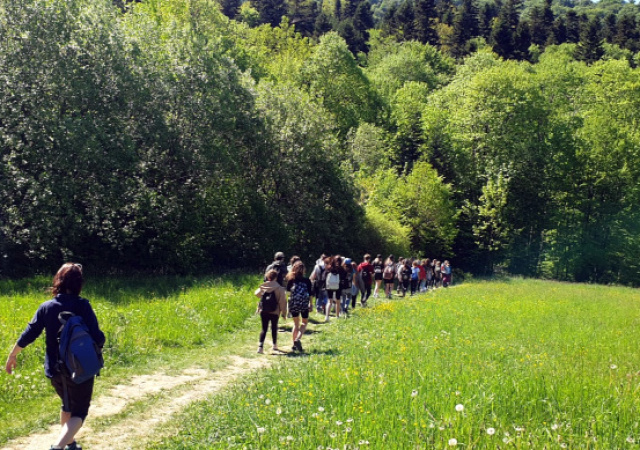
xmin=0 ymin=0 xmax=639 ymax=286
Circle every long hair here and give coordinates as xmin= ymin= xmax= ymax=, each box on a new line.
xmin=285 ymin=261 xmax=305 ymax=281
xmin=52 ymin=263 xmax=84 ymax=296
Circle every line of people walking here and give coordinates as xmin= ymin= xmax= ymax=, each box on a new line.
xmin=255 ymin=252 xmax=452 ymax=354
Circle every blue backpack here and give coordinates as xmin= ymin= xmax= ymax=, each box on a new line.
xmin=57 ymin=312 xmax=104 ymax=384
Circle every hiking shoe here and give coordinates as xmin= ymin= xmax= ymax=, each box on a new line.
xmin=257 ymin=346 xmax=264 ymax=354
xmin=273 ymin=345 xmax=279 ymax=352
xmin=294 ymin=340 xmax=304 ymax=352
xmin=65 ymin=443 xmax=82 ymax=450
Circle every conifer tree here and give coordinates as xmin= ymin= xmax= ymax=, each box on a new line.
xmin=614 ymin=14 xmax=639 ymax=52
xmin=491 ymin=0 xmax=520 ymax=59
xmin=478 ymin=2 xmax=498 ymax=40
xmin=395 ymin=0 xmax=416 ymax=41
xmin=437 ymin=0 xmax=455 ymax=26
xmin=254 ymin=0 xmax=288 ymax=26
xmin=515 ymin=20 xmax=531 ymax=60
xmin=549 ymin=16 xmax=567 ymax=45
xmin=343 ymin=0 xmax=359 ymax=19
xmin=352 ymin=0 xmax=374 ymax=51
xmin=314 ymin=11 xmax=334 ymax=37
xmin=414 ymin=0 xmax=439 ymax=46
xmin=450 ymin=0 xmax=479 ymax=58
xmin=565 ymin=10 xmax=581 ymax=43
xmin=220 ymin=0 xmax=241 ymax=19
xmin=603 ymin=13 xmax=617 ymax=44
xmin=575 ymin=16 xmax=603 ymax=64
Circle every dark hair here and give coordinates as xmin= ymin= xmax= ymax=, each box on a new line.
xmin=52 ymin=263 xmax=84 ymax=296
xmin=364 ymin=253 xmax=371 ymax=262
xmin=289 ymin=255 xmax=301 ymax=266
xmin=286 ymin=261 xmax=305 ymax=281
xmin=266 ymin=269 xmax=279 ymax=281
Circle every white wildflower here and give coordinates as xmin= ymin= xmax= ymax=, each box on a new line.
xmin=455 ymin=404 xmax=464 ymax=412
xmin=448 ymin=438 xmax=458 ymax=446
xmin=487 ymin=428 xmax=496 ymax=435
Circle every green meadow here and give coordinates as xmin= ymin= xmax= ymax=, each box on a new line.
xmin=2 ymin=277 xmax=640 ymax=448
xmin=0 ymin=274 xmax=258 ymax=443
xmin=149 ymin=278 xmax=640 ymax=449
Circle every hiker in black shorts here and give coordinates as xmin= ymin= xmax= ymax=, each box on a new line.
xmin=285 ymin=261 xmax=312 ymax=352
xmin=5 ymin=263 xmax=105 ymax=450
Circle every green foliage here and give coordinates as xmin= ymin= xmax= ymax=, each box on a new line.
xmin=300 ymin=32 xmax=382 ymax=136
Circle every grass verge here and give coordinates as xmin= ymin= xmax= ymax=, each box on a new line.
xmin=149 ymin=279 xmax=640 ymax=449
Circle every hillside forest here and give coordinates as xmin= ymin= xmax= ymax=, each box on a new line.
xmin=0 ymin=0 xmax=639 ymax=285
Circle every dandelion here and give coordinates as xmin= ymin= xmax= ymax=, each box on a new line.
xmin=336 ymin=421 xmax=343 ymax=426
xmin=411 ymin=390 xmax=418 ymax=397
xmin=346 ymin=427 xmax=352 ymax=433
xmin=257 ymin=427 xmax=266 ymax=434
xmin=358 ymin=440 xmax=370 ymax=445
xmin=265 ymin=399 xmax=271 ymax=405
xmin=279 ymin=380 xmax=284 ymax=384
xmin=487 ymin=428 xmax=496 ymax=435
xmin=560 ymin=444 xmax=567 ymax=449
xmin=276 ymin=408 xmax=282 ymax=415
xmin=610 ymin=364 xmax=618 ymax=370
xmin=551 ymin=424 xmax=559 ymax=431
xmin=347 ymin=418 xmax=354 ymax=423
xmin=448 ymin=438 xmax=458 ymax=446
xmin=514 ymin=426 xmax=524 ymax=432
xmin=504 ymin=432 xmax=510 ymax=437
xmin=318 ymin=406 xmax=325 ymax=412
xmin=330 ymin=433 xmax=337 ymax=438
xmin=627 ymin=437 xmax=635 ymax=444
xmin=503 ymin=437 xmax=510 ymax=444
xmin=287 ymin=436 xmax=294 ymax=441
xmin=455 ymin=404 xmax=464 ymax=412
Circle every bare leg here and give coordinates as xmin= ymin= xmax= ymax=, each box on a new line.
xmin=55 ymin=412 xmax=83 ymax=448
xmin=292 ymin=316 xmax=300 ymax=345
xmin=297 ymin=319 xmax=308 ymax=341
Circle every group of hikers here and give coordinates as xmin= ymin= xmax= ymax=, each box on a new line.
xmin=255 ymin=252 xmax=452 ymax=355
xmin=4 ymin=255 xmax=452 ymax=450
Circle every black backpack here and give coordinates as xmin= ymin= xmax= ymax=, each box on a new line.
xmin=361 ymin=268 xmax=372 ymax=282
xmin=260 ymin=291 xmax=278 ymax=313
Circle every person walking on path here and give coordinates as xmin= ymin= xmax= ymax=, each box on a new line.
xmin=357 ymin=254 xmax=374 ymax=306
xmin=372 ymin=254 xmax=384 ymax=298
xmin=341 ymin=258 xmax=356 ymax=314
xmin=5 ymin=263 xmax=105 ymax=450
xmin=442 ymin=260 xmax=452 ymax=287
xmin=322 ymin=255 xmax=347 ymax=321
xmin=285 ymin=261 xmax=312 ymax=352
xmin=264 ymin=252 xmax=288 ymax=286
xmin=310 ymin=254 xmax=327 ymax=314
xmin=383 ymin=255 xmax=396 ymax=299
xmin=255 ymin=270 xmax=287 ymax=353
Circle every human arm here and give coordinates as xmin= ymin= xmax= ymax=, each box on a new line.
xmin=5 ymin=343 xmax=23 ymax=374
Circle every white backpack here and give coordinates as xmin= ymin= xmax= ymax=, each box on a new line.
xmin=326 ymin=272 xmax=340 ymax=290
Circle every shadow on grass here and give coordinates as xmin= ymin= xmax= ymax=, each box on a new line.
xmin=271 ymin=348 xmax=340 ymax=358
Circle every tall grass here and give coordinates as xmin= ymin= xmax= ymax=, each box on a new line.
xmin=0 ymin=273 xmax=258 ymax=443
xmin=152 ymin=279 xmax=640 ymax=449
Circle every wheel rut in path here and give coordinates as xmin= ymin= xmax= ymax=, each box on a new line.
xmin=1 ymin=356 xmax=270 ymax=450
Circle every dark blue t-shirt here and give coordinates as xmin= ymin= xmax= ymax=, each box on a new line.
xmin=17 ymin=294 xmax=105 ymax=378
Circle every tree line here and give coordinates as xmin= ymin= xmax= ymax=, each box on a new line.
xmin=1 ymin=0 xmax=639 ymax=286
xmin=225 ymin=0 xmax=640 ymax=64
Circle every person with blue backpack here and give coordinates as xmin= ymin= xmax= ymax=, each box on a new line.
xmin=5 ymin=263 xmax=105 ymax=450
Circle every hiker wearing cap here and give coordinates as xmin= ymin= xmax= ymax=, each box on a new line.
xmin=5 ymin=263 xmax=105 ymax=450
xmin=264 ymin=252 xmax=288 ymax=287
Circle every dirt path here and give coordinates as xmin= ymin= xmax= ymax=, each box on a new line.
xmin=2 ymin=356 xmax=271 ymax=450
